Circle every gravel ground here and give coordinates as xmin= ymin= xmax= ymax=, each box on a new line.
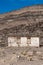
xmin=0 ymin=47 xmax=43 ymax=65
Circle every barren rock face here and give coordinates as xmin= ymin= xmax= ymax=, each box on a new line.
xmin=0 ymin=5 xmax=43 ymax=32
xmin=0 ymin=5 xmax=43 ymax=30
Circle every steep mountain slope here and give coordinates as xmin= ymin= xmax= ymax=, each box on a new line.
xmin=0 ymin=5 xmax=43 ymax=37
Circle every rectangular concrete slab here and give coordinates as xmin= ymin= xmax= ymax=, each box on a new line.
xmin=8 ymin=37 xmax=18 ymax=47
xmin=20 ymin=37 xmax=27 ymax=47
xmin=29 ymin=37 xmax=39 ymax=47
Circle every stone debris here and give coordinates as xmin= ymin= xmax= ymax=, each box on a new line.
xmin=0 ymin=47 xmax=43 ymax=65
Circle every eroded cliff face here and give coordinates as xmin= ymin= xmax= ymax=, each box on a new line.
xmin=0 ymin=5 xmax=43 ymax=47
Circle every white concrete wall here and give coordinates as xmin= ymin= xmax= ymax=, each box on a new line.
xmin=8 ymin=37 xmax=39 ymax=47
xmin=20 ymin=37 xmax=28 ymax=47
xmin=27 ymin=38 xmax=31 ymax=45
xmin=8 ymin=37 xmax=18 ymax=47
xmin=29 ymin=37 xmax=39 ymax=47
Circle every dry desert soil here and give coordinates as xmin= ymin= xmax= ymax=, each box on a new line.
xmin=0 ymin=47 xmax=43 ymax=65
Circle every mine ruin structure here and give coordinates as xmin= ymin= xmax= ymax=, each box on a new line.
xmin=0 ymin=5 xmax=43 ymax=47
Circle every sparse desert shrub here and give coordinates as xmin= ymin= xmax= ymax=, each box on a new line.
xmin=27 ymin=55 xmax=33 ymax=61
xmin=21 ymin=51 xmax=27 ymax=56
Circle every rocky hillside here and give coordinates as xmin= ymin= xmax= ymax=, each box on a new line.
xmin=0 ymin=5 xmax=43 ymax=37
